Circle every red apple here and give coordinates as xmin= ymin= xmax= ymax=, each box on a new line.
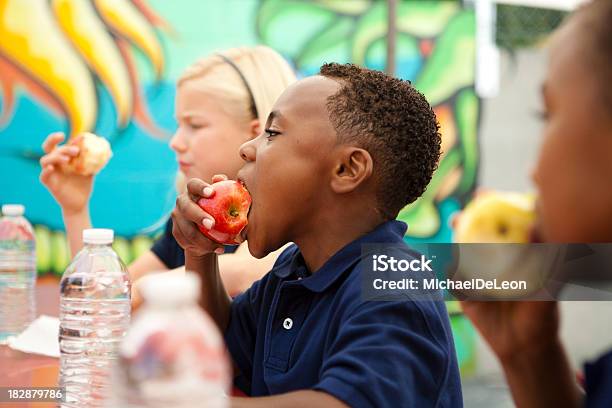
xmin=197 ymin=180 xmax=251 ymax=245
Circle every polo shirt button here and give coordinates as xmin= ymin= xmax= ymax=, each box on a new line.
xmin=283 ymin=318 xmax=293 ymax=330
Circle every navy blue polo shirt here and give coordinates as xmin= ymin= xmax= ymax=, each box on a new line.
xmin=585 ymin=348 xmax=612 ymax=407
xmin=225 ymin=220 xmax=462 ymax=407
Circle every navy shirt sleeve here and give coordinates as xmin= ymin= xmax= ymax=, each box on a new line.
xmin=150 ymin=218 xmax=185 ymax=269
xmin=585 ymin=348 xmax=612 ymax=407
xmin=314 ymin=299 xmax=460 ymax=408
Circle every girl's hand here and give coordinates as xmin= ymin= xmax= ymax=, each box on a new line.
xmin=39 ymin=132 xmax=93 ymax=215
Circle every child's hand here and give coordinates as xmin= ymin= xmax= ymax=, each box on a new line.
xmin=39 ymin=132 xmax=93 ymax=215
xmin=171 ymin=176 xmax=227 ymax=257
xmin=460 ymin=300 xmax=560 ymax=362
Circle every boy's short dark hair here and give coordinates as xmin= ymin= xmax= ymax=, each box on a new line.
xmin=319 ymin=63 xmax=441 ymax=219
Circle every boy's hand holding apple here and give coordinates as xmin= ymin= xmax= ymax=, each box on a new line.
xmin=172 ymin=175 xmax=250 ymax=258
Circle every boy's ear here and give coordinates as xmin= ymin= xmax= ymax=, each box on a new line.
xmin=330 ymin=147 xmax=374 ymax=194
xmin=249 ymin=119 xmax=261 ymax=140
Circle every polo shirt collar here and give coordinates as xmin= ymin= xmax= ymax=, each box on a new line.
xmin=274 ymin=220 xmax=407 ymax=292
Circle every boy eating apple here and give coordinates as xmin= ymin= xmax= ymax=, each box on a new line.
xmin=172 ymin=63 xmax=462 ymax=407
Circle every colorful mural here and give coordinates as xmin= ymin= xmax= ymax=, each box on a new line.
xmin=0 ymin=0 xmax=479 ymax=375
xmin=0 ymin=0 xmax=479 ymax=268
xmin=257 ymin=0 xmax=480 ymax=243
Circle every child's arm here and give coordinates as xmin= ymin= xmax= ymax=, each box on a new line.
xmin=462 ymin=300 xmax=582 ymax=407
xmin=62 ymin=207 xmax=92 ymax=257
xmin=185 ymin=251 xmax=232 ymax=332
xmin=500 ymin=341 xmax=582 ymax=408
xmin=127 ymin=251 xmax=168 ymax=282
xmin=39 ymin=132 xmax=94 ymax=257
xmin=230 ymin=391 xmax=347 ymax=408
xmin=172 ymin=177 xmax=232 ymax=331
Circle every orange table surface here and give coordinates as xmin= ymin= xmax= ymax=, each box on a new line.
xmin=0 ymin=276 xmax=60 ymax=407
xmin=0 ymin=276 xmax=247 ymax=405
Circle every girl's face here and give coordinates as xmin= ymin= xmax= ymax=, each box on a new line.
xmin=170 ymin=81 xmax=259 ymax=183
xmin=532 ymin=18 xmax=612 ymax=242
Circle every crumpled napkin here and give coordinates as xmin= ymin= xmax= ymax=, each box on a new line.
xmin=8 ymin=315 xmax=60 ymax=358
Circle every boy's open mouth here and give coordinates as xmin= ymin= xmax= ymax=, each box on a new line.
xmin=237 ymin=177 xmax=252 ymax=241
xmin=237 ymin=178 xmax=251 ymax=212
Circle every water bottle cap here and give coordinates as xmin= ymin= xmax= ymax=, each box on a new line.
xmin=140 ymin=272 xmax=200 ymax=304
xmin=83 ymin=228 xmax=114 ymax=244
xmin=2 ymin=204 xmax=25 ymax=216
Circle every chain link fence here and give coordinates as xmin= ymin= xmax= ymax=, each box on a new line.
xmin=496 ymin=4 xmax=568 ymax=50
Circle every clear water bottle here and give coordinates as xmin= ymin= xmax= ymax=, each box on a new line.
xmin=59 ymin=228 xmax=131 ymax=408
xmin=0 ymin=204 xmax=36 ymax=344
xmin=108 ymin=272 xmax=230 ymax=408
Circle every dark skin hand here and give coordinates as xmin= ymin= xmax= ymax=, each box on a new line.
xmin=461 ymin=301 xmax=581 ymax=408
xmin=172 ymin=175 xmax=231 ymax=330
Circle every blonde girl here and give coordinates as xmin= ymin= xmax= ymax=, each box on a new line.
xmin=39 ymin=46 xmax=296 ymax=302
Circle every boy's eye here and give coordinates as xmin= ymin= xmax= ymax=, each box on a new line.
xmin=265 ymin=129 xmax=280 ymax=139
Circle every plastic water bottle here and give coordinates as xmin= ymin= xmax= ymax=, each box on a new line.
xmin=0 ymin=204 xmax=36 ymax=344
xmin=108 ymin=272 xmax=230 ymax=408
xmin=59 ymin=228 xmax=131 ymax=408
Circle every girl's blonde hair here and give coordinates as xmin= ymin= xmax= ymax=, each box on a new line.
xmin=175 ymin=46 xmax=296 ymax=191
xmin=178 ymin=45 xmax=296 ymax=130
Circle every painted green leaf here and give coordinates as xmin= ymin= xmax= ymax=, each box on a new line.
xmin=397 ymin=199 xmax=440 ymax=237
xmin=397 ymin=1 xmax=460 ymax=37
xmin=397 ymin=148 xmax=461 ymax=237
xmin=257 ymin=0 xmax=337 ymax=57
xmin=34 ymin=225 xmax=52 ymax=275
xmin=296 ymin=17 xmax=353 ymax=70
xmin=113 ymin=237 xmax=133 ymax=265
xmin=51 ymin=231 xmax=70 ymax=276
xmin=450 ymin=313 xmax=477 ymax=376
xmin=313 ymin=0 xmax=371 ymax=15
xmin=455 ymin=88 xmax=479 ymax=194
xmin=131 ymin=235 xmax=154 ymax=259
xmin=415 ymin=11 xmax=476 ymax=105
xmin=351 ymin=0 xmax=387 ymax=65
